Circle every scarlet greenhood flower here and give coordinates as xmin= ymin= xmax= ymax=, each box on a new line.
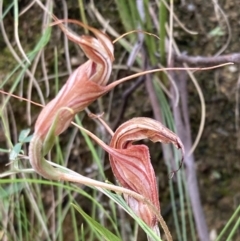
xmin=29 ymin=19 xmax=184 ymax=239
xmin=29 ymin=21 xmax=116 ymax=180
xmin=108 ymin=117 xmax=184 ymax=233
xmin=34 ymin=21 xmax=114 ymax=140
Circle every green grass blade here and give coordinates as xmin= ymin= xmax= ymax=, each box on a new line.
xmin=216 ymin=204 xmax=240 ymax=241
xmin=75 ymin=115 xmax=106 ymax=179
xmin=72 ymin=203 xmax=122 ymax=241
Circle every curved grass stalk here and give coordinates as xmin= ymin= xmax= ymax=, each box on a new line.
xmin=184 ymin=68 xmax=206 ymax=156
xmin=212 ymin=0 xmax=232 ymax=56
xmin=155 ymin=0 xmax=198 ymax=35
xmin=165 ymin=24 xmax=206 ymax=156
xmin=0 ymin=1 xmax=45 ymax=107
xmin=13 ymin=0 xmax=30 ymax=64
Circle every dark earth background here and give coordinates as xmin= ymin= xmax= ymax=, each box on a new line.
xmin=0 ymin=0 xmax=240 ymax=240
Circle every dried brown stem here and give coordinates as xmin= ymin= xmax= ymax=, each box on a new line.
xmin=175 ymin=52 xmax=240 ymax=66
xmin=170 ymin=67 xmax=210 ymax=241
xmin=112 ymin=76 xmax=144 ymax=130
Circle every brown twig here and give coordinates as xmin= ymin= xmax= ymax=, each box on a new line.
xmin=112 ymin=76 xmax=144 ymax=130
xmin=169 ymin=65 xmax=210 ymax=241
xmin=175 ymin=52 xmax=240 ymax=66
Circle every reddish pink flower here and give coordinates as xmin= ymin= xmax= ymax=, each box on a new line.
xmin=107 ymin=117 xmax=184 ymax=232
xmin=34 ymin=22 xmax=114 ymax=139
xmin=30 ymin=20 xmax=185 ymax=238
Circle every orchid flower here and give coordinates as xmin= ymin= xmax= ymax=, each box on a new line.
xmin=72 ymin=115 xmax=184 ymax=240
xmin=28 ymin=19 xmax=184 ymax=241
xmin=55 ymin=115 xmax=183 ymax=240
xmin=107 ymin=117 xmax=184 ymax=237
xmin=34 ymin=20 xmax=114 ymax=140
xmin=29 ymin=20 xmax=115 ymax=179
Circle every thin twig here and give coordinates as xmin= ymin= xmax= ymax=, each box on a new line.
xmin=175 ymin=52 xmax=240 ymax=66
xmin=112 ymin=76 xmax=144 ymax=130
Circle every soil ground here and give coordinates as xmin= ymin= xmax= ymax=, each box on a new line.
xmin=0 ymin=1 xmax=240 ymax=240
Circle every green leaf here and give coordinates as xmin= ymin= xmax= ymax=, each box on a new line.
xmin=0 ymin=183 xmax=25 ymax=199
xmin=208 ymin=26 xmax=225 ymax=37
xmin=10 ymin=143 xmax=22 ymax=161
xmin=72 ymin=203 xmax=122 ymax=241
xmin=23 ymin=134 xmax=33 ymax=143
xmin=18 ymin=128 xmax=31 ymax=142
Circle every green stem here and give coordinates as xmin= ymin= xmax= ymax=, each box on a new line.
xmin=216 ymin=205 xmax=240 ymax=241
